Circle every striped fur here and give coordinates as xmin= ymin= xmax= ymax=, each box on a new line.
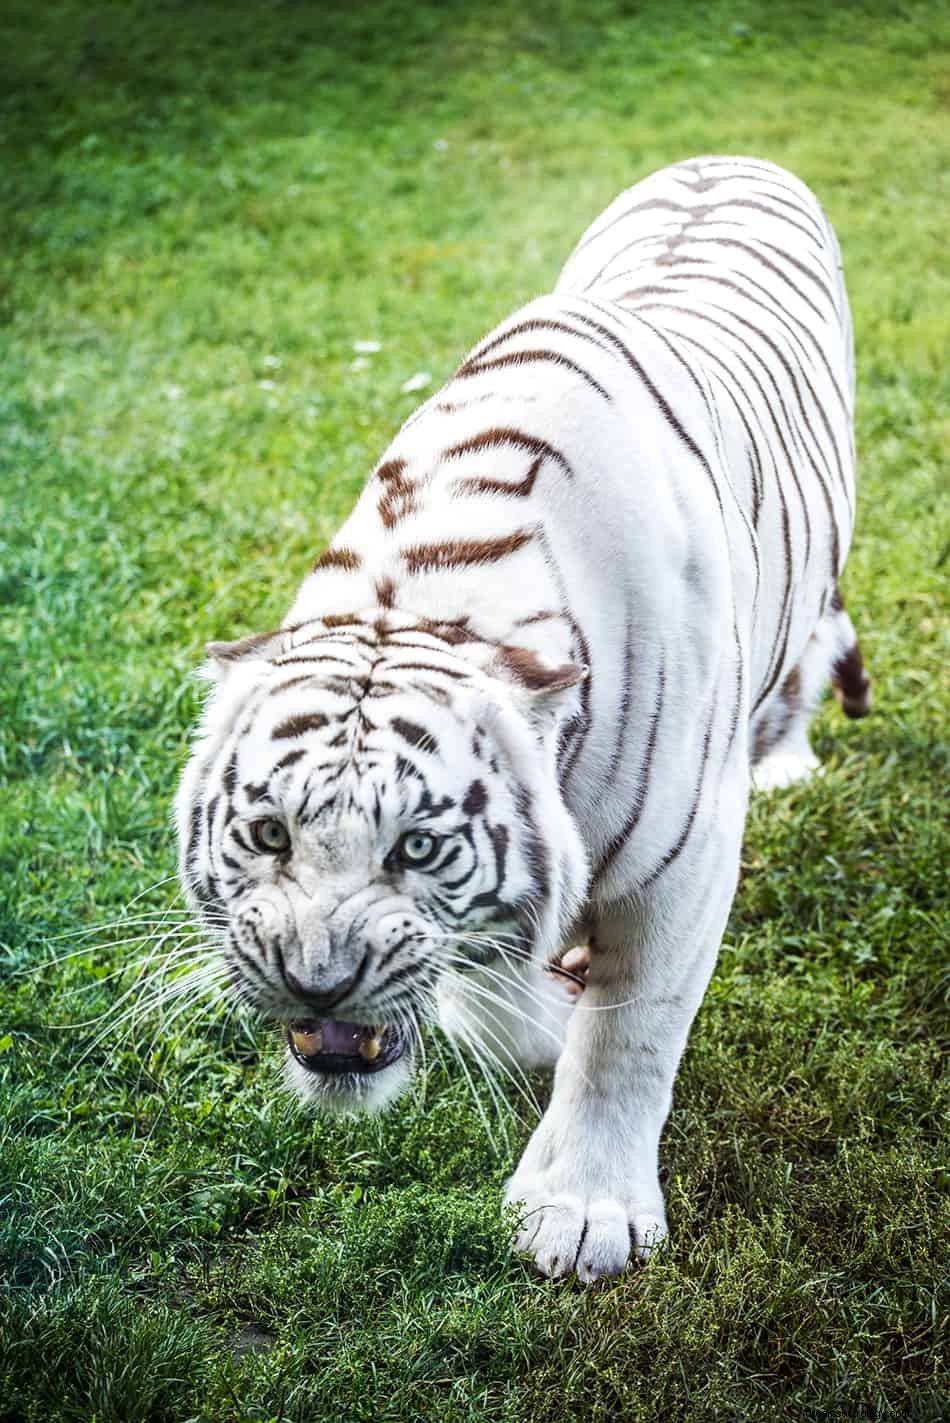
xmin=176 ymin=156 xmax=870 ymax=1280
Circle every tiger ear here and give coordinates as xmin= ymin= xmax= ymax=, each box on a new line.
xmin=203 ymin=628 xmax=287 ymax=677
xmin=494 ymin=645 xmax=588 ymax=699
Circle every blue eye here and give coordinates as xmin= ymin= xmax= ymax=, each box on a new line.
xmin=250 ymin=818 xmax=291 ymax=854
xmin=396 ymin=831 xmax=439 ymax=868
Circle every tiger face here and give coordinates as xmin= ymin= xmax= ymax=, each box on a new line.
xmin=175 ymin=615 xmax=587 ymax=1112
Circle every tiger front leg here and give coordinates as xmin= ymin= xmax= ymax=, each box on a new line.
xmin=504 ymin=827 xmax=743 ymax=1282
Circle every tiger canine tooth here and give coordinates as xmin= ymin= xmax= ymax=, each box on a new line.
xmin=290 ymin=1027 xmax=323 ymax=1055
xmin=358 ymin=1033 xmax=382 ymax=1062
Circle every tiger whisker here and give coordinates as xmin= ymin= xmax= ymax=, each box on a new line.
xmin=118 ymin=967 xmax=237 ymax=1104
xmin=430 ymin=943 xmax=572 ymax=1054
xmin=72 ymin=959 xmax=227 ymax=1047
xmin=125 ymin=970 xmax=222 ymax=1022
xmin=48 ymin=938 xmax=218 ymax=1031
xmin=436 ymin=974 xmax=546 ymax=1122
xmin=49 ymin=911 xmax=202 ymax=941
xmin=34 ymin=929 xmax=216 ymax=982
xmin=446 ymin=1007 xmax=539 ymax=1131
xmin=57 ymin=939 xmax=218 ymax=998
xmin=23 ymin=926 xmax=212 ymax=979
xmin=411 ymin=972 xmax=542 ymax=1129
xmin=432 ymin=953 xmax=595 ymax=1095
xmin=59 ymin=961 xmax=232 ymax=1093
xmin=131 ymin=966 xmax=233 ymax=1069
xmin=415 ymin=985 xmax=508 ymax=1150
xmin=123 ymin=872 xmax=186 ymax=908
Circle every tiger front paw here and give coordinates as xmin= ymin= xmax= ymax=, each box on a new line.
xmin=504 ymin=1170 xmax=667 ymax=1283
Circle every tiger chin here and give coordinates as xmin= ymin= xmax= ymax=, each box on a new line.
xmin=175 ymin=156 xmax=871 ymax=1283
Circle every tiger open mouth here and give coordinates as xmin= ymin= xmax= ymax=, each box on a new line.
xmin=286 ymin=1019 xmax=408 ymax=1075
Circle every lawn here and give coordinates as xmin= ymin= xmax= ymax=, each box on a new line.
xmin=1 ymin=1 xmax=948 ymax=1419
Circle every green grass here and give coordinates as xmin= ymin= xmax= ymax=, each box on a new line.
xmin=1 ymin=1 xmax=948 ymax=1418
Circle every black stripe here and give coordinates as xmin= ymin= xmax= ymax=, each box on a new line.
xmin=753 ymin=586 xmax=795 ymax=715
xmin=457 ymin=348 xmax=611 ymax=401
xmin=651 ymin=317 xmax=814 ymax=569
xmin=593 ymin=660 xmax=665 ymax=881
xmin=375 ymin=931 xmax=418 ymax=974
xmin=658 ymin=319 xmax=794 ymax=624
xmin=684 ymin=304 xmax=839 ymax=571
xmin=272 ymin=713 xmax=330 ymax=740
xmin=185 ymin=798 xmax=204 ymax=877
xmin=723 ymin=616 xmax=744 ymax=763
xmin=416 ymin=787 xmax=455 ymax=818
xmin=604 ymin=610 xmax=635 ymax=783
xmin=702 ymin=195 xmax=821 ymax=245
xmin=573 ymin=193 xmax=693 ymax=256
xmin=639 ymin=701 xmax=716 ymax=889
xmin=273 ymin=654 xmax=357 ymax=669
xmin=436 ymin=842 xmax=465 ymax=876
xmin=443 ymin=427 xmax=573 ymax=478
xmin=462 ymin=780 xmax=487 ymax=818
xmin=391 ymin=717 xmax=439 ymax=754
xmin=684 ymin=238 xmax=827 ymax=322
xmin=229 ymin=939 xmax=273 ymax=993
xmin=273 ymin=748 xmax=307 ymax=773
xmin=616 ymin=304 xmax=762 ymax=598
xmin=297 ymin=792 xmax=342 ymax=824
xmin=514 ymin=783 xmax=550 ymax=901
xmin=674 ymin=297 xmax=849 ymax=532
xmin=393 ymin=753 xmax=425 ymax=788
xmin=374 ymin=957 xmax=429 ymax=999
xmin=466 ymin=316 xmax=614 ymax=364
xmin=555 ymin=614 xmax=592 ymax=788
xmin=469 ymin=886 xmax=503 ymax=911
xmin=570 ymin=306 xmax=743 ymax=544
xmin=571 ymin=307 xmax=716 ymax=467
xmin=757 ymin=237 xmax=835 ymax=301
xmin=384 ymin=661 xmax=468 ymax=680
xmin=667 ymin=269 xmax=850 ymax=421
xmin=444 ymin=863 xmax=478 ymax=894
xmin=269 ymin=675 xmax=321 ymax=696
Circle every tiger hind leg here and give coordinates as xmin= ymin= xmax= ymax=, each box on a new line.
xmin=752 ymin=588 xmax=871 ymax=792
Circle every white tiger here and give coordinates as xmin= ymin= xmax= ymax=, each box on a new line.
xmin=176 ymin=156 xmax=871 ymax=1282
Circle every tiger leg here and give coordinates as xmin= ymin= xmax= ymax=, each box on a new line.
xmin=505 ymin=788 xmax=747 ymax=1281
xmin=829 ymin=593 xmax=873 ymax=720
xmin=752 ymin=589 xmax=871 ymax=793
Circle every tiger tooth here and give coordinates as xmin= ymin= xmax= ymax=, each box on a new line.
xmin=290 ymin=1027 xmax=323 ymax=1056
xmin=358 ymin=1033 xmax=382 ymax=1062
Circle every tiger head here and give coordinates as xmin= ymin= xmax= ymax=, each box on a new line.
xmin=174 ymin=613 xmax=588 ymax=1112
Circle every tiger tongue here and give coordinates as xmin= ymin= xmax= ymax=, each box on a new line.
xmin=321 ymin=1020 xmax=374 ymax=1055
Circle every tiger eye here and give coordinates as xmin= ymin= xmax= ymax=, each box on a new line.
xmin=396 ymin=831 xmax=439 ymax=868
xmin=250 ymin=818 xmax=291 ymax=854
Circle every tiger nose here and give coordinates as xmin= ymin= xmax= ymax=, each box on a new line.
xmin=283 ymin=959 xmax=365 ymax=1013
